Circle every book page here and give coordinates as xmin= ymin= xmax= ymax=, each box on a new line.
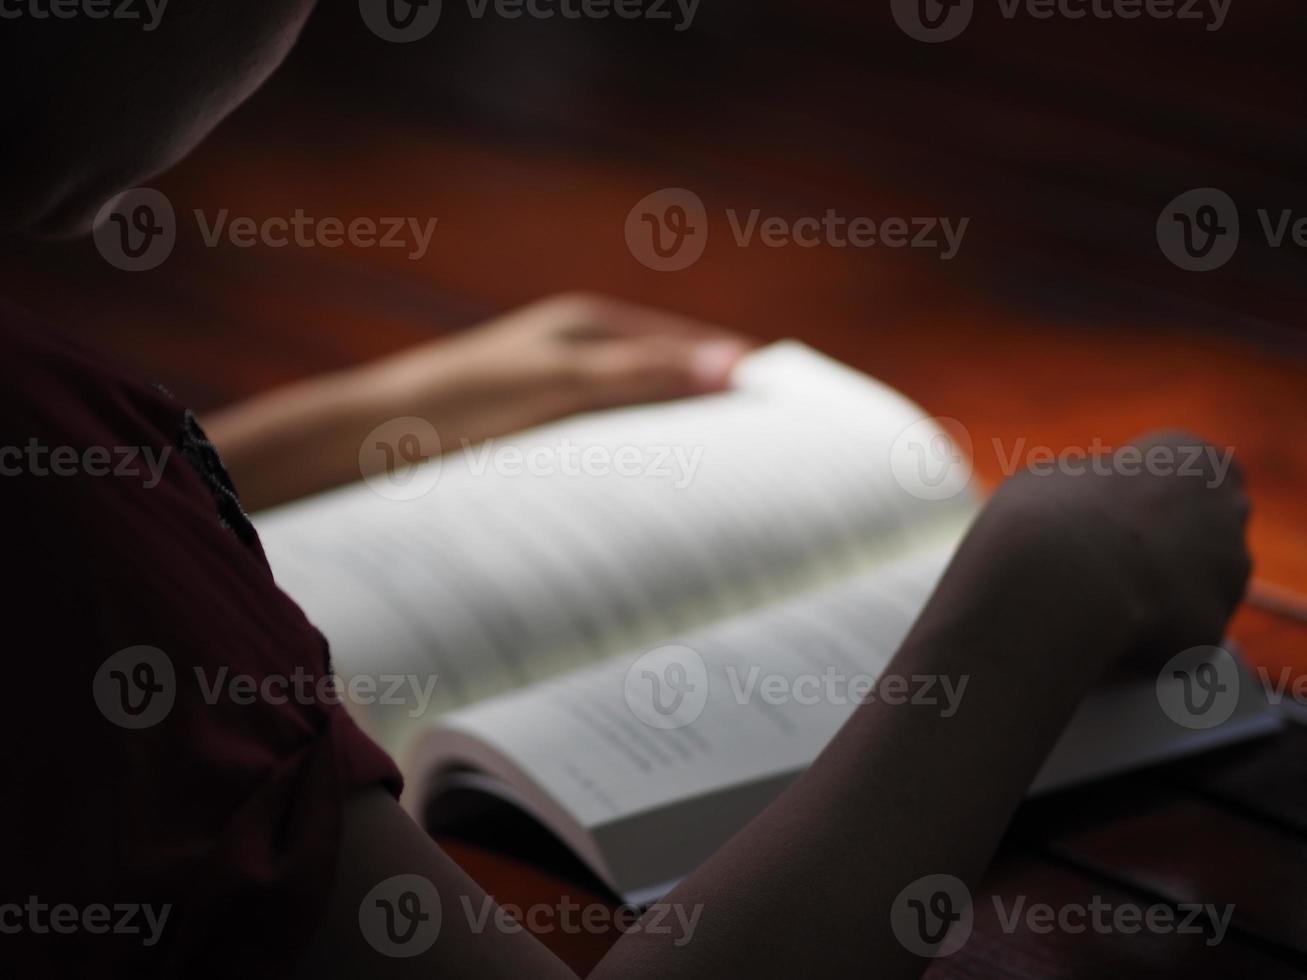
xmin=255 ymin=342 xmax=976 ymax=747
xmin=421 ymin=543 xmax=959 ymax=831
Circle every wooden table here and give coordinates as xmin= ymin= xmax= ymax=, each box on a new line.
xmin=1 ymin=3 xmax=1304 ymax=974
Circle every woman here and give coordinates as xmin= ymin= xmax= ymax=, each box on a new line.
xmin=0 ymin=4 xmax=1250 ymax=977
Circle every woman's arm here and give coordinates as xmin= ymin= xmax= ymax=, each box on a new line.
xmin=597 ymin=432 xmax=1248 ymax=977
xmin=294 ymin=431 xmax=1250 ymax=979
xmin=205 ymin=294 xmax=747 ymax=511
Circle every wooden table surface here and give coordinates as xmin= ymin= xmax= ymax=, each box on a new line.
xmin=2 ymin=3 xmax=1304 ymax=975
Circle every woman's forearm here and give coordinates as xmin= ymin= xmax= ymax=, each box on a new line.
xmin=203 ymin=295 xmax=746 ymax=511
xmin=203 ymin=335 xmax=591 ymax=512
xmin=203 ymin=352 xmax=501 ymax=512
xmin=204 ymin=365 xmax=401 ymax=512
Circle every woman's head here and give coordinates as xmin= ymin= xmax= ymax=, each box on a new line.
xmin=0 ymin=0 xmax=318 ymax=237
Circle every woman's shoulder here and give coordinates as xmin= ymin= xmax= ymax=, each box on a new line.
xmin=0 ymin=301 xmax=402 ymax=976
xmin=0 ymin=302 xmax=184 ymax=488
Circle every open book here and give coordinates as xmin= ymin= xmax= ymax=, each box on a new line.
xmin=255 ymin=342 xmax=1277 ymax=904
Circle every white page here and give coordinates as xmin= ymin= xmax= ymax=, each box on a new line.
xmin=255 ymin=342 xmax=976 ymax=746
xmin=425 ymin=544 xmax=961 ymax=829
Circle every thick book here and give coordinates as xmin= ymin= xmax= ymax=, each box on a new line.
xmin=255 ymin=342 xmax=1278 ymax=904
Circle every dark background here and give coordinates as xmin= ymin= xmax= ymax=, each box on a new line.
xmin=3 ymin=3 xmax=1306 ymax=974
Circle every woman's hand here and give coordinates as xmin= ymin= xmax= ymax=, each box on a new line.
xmin=981 ymin=429 xmax=1252 ymax=673
xmin=205 ymin=293 xmax=750 ymax=511
xmin=367 ymin=293 xmax=750 ymax=440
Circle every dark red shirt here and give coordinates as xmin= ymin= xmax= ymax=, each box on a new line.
xmin=0 ymin=304 xmax=401 ymax=977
